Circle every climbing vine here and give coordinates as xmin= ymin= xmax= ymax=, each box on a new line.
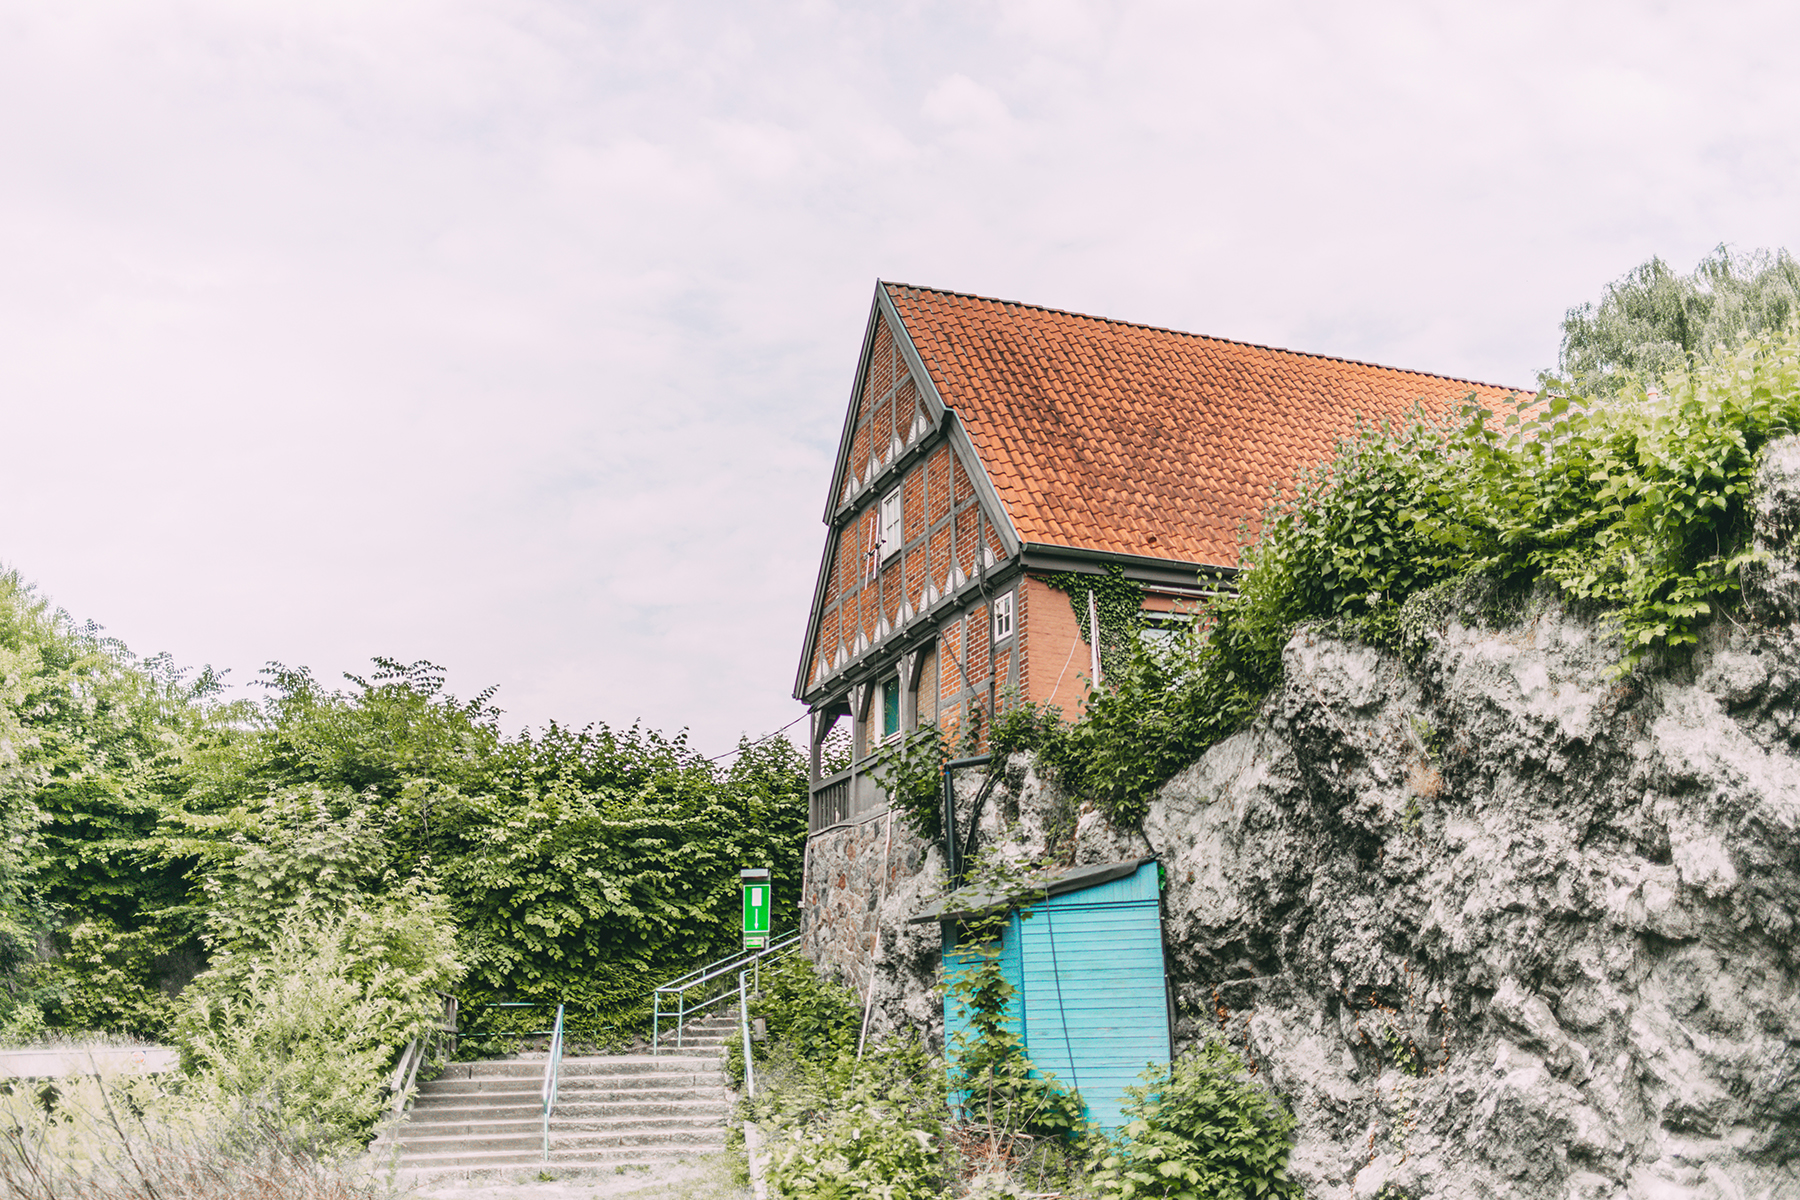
xmin=942 ymin=850 xmax=1086 ymax=1142
xmin=1038 ymin=565 xmax=1145 ymax=682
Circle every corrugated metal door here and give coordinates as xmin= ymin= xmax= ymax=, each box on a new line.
xmin=1015 ymin=861 xmax=1169 ymax=1130
xmin=941 ymin=861 xmax=1170 ymax=1131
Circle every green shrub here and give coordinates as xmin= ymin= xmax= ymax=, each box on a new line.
xmin=764 ymin=1096 xmax=941 ymax=1200
xmin=871 ymin=724 xmax=947 ymax=841
xmin=753 ymin=1039 xmax=947 ymax=1200
xmin=175 ymin=884 xmax=459 ymax=1154
xmin=726 ymin=954 xmax=861 ymax=1089
xmin=1090 ymin=1040 xmax=1301 ymax=1200
xmin=28 ymin=918 xmax=179 ymax=1042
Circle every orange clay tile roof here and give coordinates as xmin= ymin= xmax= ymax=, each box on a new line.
xmin=883 ymin=283 xmax=1530 ymax=570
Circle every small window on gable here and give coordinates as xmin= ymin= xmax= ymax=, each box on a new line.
xmin=880 ymin=490 xmax=903 ymax=559
xmin=993 ymin=591 xmax=1015 ymax=642
xmin=881 ymin=676 xmax=902 ymax=742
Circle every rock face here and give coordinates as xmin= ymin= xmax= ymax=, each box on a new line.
xmin=1138 ymin=590 xmax=1800 ymax=1200
xmin=805 ymin=437 xmax=1800 ymax=1199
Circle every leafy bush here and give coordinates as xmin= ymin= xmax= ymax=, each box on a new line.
xmin=725 ymin=954 xmax=861 ymax=1089
xmin=175 ymin=886 xmax=459 ymax=1154
xmin=751 ymin=1038 xmax=947 ymax=1200
xmin=1090 ymin=1040 xmax=1301 ymax=1200
xmin=870 ymin=723 xmax=947 ymax=841
xmin=764 ymin=1093 xmax=942 ymax=1200
xmin=27 ymin=918 xmax=180 ymax=1042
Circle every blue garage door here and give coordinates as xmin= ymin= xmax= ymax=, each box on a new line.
xmin=943 ymin=860 xmax=1169 ymax=1131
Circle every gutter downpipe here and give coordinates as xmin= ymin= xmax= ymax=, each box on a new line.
xmin=940 ymin=753 xmax=992 ymax=888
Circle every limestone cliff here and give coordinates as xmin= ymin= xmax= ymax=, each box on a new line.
xmin=801 ymin=438 xmax=1800 ymax=1200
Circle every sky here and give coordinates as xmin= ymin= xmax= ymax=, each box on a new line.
xmin=0 ymin=0 xmax=1795 ymax=756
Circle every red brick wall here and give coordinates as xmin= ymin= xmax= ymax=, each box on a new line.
xmin=902 ymin=469 xmax=926 ymax=543
xmin=966 ymin=602 xmax=990 ymax=692
xmin=927 ymin=447 xmax=952 ymax=524
xmin=1023 ymin=574 xmax=1093 ymax=719
xmin=955 ymin=508 xmax=977 ymax=577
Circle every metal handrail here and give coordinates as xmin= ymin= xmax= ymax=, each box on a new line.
xmin=652 ymin=933 xmax=802 ymax=1054
xmin=541 ymin=1003 xmax=564 ymax=1162
xmin=385 ymin=993 xmax=458 ymax=1119
xmin=738 ymin=968 xmax=756 ymax=1098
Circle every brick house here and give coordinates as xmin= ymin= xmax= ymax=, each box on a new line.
xmin=794 ymin=282 xmax=1520 ymax=833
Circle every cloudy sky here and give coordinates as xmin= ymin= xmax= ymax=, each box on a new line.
xmin=0 ymin=1 xmax=1793 ymax=755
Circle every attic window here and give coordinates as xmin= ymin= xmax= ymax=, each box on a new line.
xmin=880 ymin=490 xmax=902 ymax=559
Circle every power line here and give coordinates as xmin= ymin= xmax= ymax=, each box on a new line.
xmin=701 ymin=710 xmax=808 ymax=764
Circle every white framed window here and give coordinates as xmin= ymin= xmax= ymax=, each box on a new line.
xmin=880 ymin=489 xmax=903 ymax=560
xmin=993 ymin=591 xmax=1015 ymax=641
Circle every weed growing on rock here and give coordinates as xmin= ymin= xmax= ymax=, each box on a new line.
xmin=872 ymin=724 xmax=949 ymax=841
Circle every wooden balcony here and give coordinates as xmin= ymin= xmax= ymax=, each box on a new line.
xmin=808 ymin=765 xmax=888 ymax=832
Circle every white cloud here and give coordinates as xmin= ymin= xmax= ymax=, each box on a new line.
xmin=0 ymin=0 xmax=1795 ymax=753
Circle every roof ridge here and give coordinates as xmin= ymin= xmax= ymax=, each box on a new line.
xmin=879 ymin=279 xmax=1532 ymax=394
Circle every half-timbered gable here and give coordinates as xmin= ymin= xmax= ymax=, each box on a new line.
xmin=796 ymin=282 xmax=1526 ymax=834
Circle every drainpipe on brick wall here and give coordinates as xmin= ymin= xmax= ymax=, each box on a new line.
xmin=1087 ymin=588 xmax=1104 ymax=687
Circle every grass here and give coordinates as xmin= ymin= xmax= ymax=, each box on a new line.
xmin=0 ymin=1073 xmax=391 ymax=1200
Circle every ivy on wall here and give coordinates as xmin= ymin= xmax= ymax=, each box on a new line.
xmin=1038 ymin=565 xmax=1145 ymax=682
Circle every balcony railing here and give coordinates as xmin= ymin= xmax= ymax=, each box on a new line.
xmin=808 ymin=765 xmax=888 ymax=832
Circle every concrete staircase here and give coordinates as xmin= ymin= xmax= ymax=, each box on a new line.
xmin=382 ymin=1012 xmax=736 ymax=1177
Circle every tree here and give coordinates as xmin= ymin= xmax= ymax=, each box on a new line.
xmin=1560 ymin=244 xmax=1800 ymax=392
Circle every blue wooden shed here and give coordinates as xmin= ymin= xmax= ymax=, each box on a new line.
xmin=916 ymin=857 xmax=1171 ymax=1132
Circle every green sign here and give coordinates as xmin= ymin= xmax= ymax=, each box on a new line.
xmin=741 ymin=868 xmax=771 ymax=949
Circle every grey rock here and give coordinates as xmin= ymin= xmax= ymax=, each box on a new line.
xmin=1744 ymin=433 xmax=1800 ymax=623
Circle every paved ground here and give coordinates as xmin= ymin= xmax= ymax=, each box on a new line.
xmin=399 ymin=1152 xmax=750 ymax=1200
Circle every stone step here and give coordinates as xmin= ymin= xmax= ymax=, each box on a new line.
xmin=555 ymin=1098 xmax=730 ymax=1119
xmin=392 ymin=1144 xmax=720 ymax=1173
xmin=413 ymin=1088 xmax=727 ymax=1120
xmin=430 ymin=1055 xmax=720 ymax=1081
xmin=394 ymin=1116 xmax=545 ymax=1138
xmin=404 ymin=1103 xmax=729 ymax=1137
xmin=419 ymin=1071 xmax=718 ymax=1098
xmin=396 ymin=1125 xmax=723 ymax=1163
